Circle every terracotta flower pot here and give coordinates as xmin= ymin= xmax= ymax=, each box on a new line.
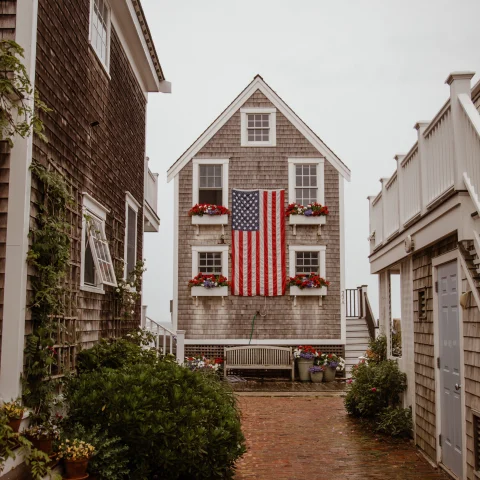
xmin=323 ymin=366 xmax=336 ymax=382
xmin=310 ymin=370 xmax=324 ymax=383
xmin=7 ymin=418 xmax=22 ymax=433
xmin=64 ymin=458 xmax=89 ymax=479
xmin=297 ymin=358 xmax=314 ymax=381
xmin=29 ymin=436 xmax=53 ymax=455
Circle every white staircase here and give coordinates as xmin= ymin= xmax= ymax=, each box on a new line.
xmin=345 ymin=286 xmax=376 ymax=375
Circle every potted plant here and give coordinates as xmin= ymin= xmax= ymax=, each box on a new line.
xmin=57 ymin=438 xmax=95 ymax=479
xmin=188 ymin=273 xmax=230 ymax=298
xmin=1 ymin=399 xmax=25 ymax=433
xmin=25 ymin=414 xmax=62 ymax=455
xmin=309 ymin=365 xmax=325 ymax=383
xmin=293 ymin=346 xmax=318 ymax=381
xmin=321 ymin=353 xmax=346 ymax=382
xmin=188 ymin=204 xmax=231 ymax=228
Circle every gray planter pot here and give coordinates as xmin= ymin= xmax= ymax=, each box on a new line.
xmin=310 ymin=371 xmax=324 ymax=383
xmin=297 ymin=358 xmax=314 ymax=381
xmin=323 ymin=366 xmax=336 ymax=382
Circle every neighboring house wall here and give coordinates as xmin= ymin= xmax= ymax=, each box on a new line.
xmin=411 ymin=233 xmax=458 ymax=461
xmin=28 ymin=0 xmax=147 ymax=349
xmin=0 ymin=0 xmax=16 ymax=40
xmin=178 ymin=90 xmax=341 ymax=342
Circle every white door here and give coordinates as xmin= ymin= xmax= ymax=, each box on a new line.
xmin=438 ymin=261 xmax=462 ymax=478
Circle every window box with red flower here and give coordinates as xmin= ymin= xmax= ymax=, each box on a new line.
xmin=285 ymin=203 xmax=328 ymax=235
xmin=189 ymin=204 xmax=230 ymax=235
xmin=189 ymin=273 xmax=230 ymax=304
xmin=288 ymin=273 xmax=329 ymax=305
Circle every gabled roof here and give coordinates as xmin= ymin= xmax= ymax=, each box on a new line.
xmin=167 ymin=75 xmax=351 ymax=182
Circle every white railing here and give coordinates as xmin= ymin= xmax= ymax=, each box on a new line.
xmin=458 ymin=93 xmax=480 ymax=213
xmin=368 ymin=72 xmax=480 ymax=253
xmin=143 ymin=312 xmax=185 ymax=364
xmin=401 ymin=147 xmax=421 ymax=222
xmin=146 ymin=168 xmax=159 ymax=215
xmin=384 ymin=173 xmax=400 ymax=239
xmin=423 ymin=104 xmax=455 ymax=204
xmin=369 ymin=193 xmax=383 ymax=248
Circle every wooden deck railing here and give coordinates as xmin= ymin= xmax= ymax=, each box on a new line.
xmin=368 ymin=72 xmax=480 ymax=253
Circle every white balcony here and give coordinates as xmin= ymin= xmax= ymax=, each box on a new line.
xmin=368 ymin=72 xmax=480 ymax=255
xmin=144 ymin=163 xmax=160 ymax=232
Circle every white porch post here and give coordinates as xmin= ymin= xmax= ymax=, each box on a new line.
xmin=414 ymin=121 xmax=430 ymax=214
xmin=367 ymin=196 xmax=376 ymax=254
xmin=446 ymin=72 xmax=475 ymax=191
xmin=378 ymin=271 xmax=390 ymax=337
xmin=141 ymin=305 xmax=147 ymax=328
xmin=175 ymin=330 xmax=185 ymax=364
xmin=0 ymin=0 xmax=39 ymax=401
xmin=394 ymin=155 xmax=406 ymax=230
xmin=380 ymin=178 xmax=389 ymax=242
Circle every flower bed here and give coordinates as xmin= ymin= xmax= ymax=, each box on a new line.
xmin=288 ymin=273 xmax=329 ymax=290
xmin=188 ymin=204 xmax=231 ymax=216
xmin=189 ymin=273 xmax=230 ymax=298
xmin=185 ymin=355 xmax=224 ymax=374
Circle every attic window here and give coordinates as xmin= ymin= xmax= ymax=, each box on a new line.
xmin=240 ymin=108 xmax=276 ymax=147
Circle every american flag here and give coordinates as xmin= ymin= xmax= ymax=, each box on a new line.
xmin=231 ymin=189 xmax=286 ymax=296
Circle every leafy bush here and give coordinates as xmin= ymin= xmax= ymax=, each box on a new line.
xmin=345 ymin=359 xmax=407 ymax=417
xmin=76 ymin=329 xmax=159 ymax=373
xmin=61 ymin=424 xmax=129 ymax=480
xmin=375 ymin=406 xmax=412 ymax=437
xmin=364 ymin=334 xmax=387 ymax=363
xmin=64 ymin=361 xmax=245 ymax=480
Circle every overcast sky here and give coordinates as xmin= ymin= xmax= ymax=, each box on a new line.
xmin=141 ymin=0 xmax=480 ymax=325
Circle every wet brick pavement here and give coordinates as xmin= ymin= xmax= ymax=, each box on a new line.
xmin=235 ymin=396 xmax=451 ymax=480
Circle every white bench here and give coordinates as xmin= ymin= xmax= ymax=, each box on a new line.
xmin=224 ymin=346 xmax=294 ymax=380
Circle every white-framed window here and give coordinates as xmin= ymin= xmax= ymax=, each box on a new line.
xmin=288 ymin=245 xmax=326 ymax=278
xmin=192 ymin=158 xmax=229 ymax=207
xmin=288 ymin=158 xmax=325 ymax=205
xmin=192 ymin=245 xmax=229 ymax=277
xmin=240 ymin=108 xmax=276 ymax=147
xmin=81 ymin=193 xmax=117 ymax=293
xmin=89 ymin=0 xmax=111 ymax=71
xmin=124 ymin=192 xmax=140 ymax=279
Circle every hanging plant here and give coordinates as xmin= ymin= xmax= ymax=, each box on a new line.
xmin=0 ymin=40 xmax=50 ymax=147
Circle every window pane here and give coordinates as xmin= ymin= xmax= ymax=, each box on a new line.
xmin=199 ymin=189 xmax=222 ymax=205
xmin=126 ymin=206 xmax=137 ymax=276
xmin=84 ymin=240 xmax=96 ymax=285
xmin=199 ymin=252 xmax=222 ymax=274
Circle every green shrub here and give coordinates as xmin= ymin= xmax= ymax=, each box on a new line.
xmin=61 ymin=424 xmax=129 ymax=480
xmin=344 ymin=359 xmax=407 ymax=418
xmin=64 ymin=362 xmax=245 ymax=480
xmin=76 ymin=329 xmax=159 ymax=373
xmin=365 ymin=334 xmax=387 ymax=363
xmin=375 ymin=406 xmax=412 ymax=437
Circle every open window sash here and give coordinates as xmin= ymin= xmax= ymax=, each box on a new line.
xmin=86 ymin=216 xmax=117 ymax=287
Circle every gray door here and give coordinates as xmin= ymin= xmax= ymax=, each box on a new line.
xmin=438 ymin=261 xmax=462 ymax=478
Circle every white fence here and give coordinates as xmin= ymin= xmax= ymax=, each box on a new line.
xmin=369 ymin=72 xmax=480 ymax=252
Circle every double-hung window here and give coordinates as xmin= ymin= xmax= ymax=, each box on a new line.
xmin=81 ymin=193 xmax=117 ymax=293
xmin=240 ymin=108 xmax=276 ymax=146
xmin=124 ymin=193 xmax=140 ymax=278
xmin=192 ymin=159 xmax=229 ymax=207
xmin=289 ymin=245 xmax=326 ymax=279
xmin=192 ymin=246 xmax=229 ymax=277
xmin=288 ymin=158 xmax=325 ymax=205
xmin=89 ymin=0 xmax=111 ymax=71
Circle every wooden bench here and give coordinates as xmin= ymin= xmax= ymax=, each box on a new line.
xmin=224 ymin=346 xmax=295 ymax=380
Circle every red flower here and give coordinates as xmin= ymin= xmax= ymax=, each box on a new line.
xmin=371 ymin=387 xmax=377 ymax=393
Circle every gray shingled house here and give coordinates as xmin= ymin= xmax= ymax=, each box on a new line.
xmin=167 ymin=75 xmax=357 ymax=361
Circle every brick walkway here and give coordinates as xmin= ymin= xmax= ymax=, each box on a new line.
xmin=235 ymin=396 xmax=451 ymax=480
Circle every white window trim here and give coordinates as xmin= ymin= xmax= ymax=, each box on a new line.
xmin=288 ymin=245 xmax=326 ymax=278
xmin=89 ymin=0 xmax=112 ymax=74
xmin=192 ymin=245 xmax=229 ymax=278
xmin=192 ymin=158 xmax=229 ymax=208
xmin=288 ymin=158 xmax=325 ymax=205
xmin=240 ymin=107 xmax=277 ymax=147
xmin=81 ymin=193 xmax=110 ymax=294
xmin=124 ymin=192 xmax=140 ymax=280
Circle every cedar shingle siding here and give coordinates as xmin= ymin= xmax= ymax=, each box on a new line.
xmin=412 ymin=234 xmax=457 ymax=460
xmin=178 ymin=90 xmax=341 ymax=341
xmin=25 ymin=0 xmax=147 ymax=349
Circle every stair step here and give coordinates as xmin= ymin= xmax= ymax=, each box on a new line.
xmin=346 ymin=325 xmax=370 ymax=332
xmin=469 ymin=249 xmax=477 ymax=256
xmin=347 ymin=319 xmax=369 ymax=325
xmin=473 ymin=258 xmax=480 ymax=265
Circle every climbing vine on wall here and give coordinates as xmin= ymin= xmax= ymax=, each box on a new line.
xmin=22 ymin=161 xmax=73 ymax=420
xmin=0 ymin=40 xmax=50 ymax=147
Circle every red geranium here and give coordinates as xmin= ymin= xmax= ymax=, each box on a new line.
xmin=188 ymin=204 xmax=231 ymax=216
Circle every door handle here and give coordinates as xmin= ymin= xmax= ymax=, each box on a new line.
xmin=455 ymin=384 xmax=461 ymax=391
